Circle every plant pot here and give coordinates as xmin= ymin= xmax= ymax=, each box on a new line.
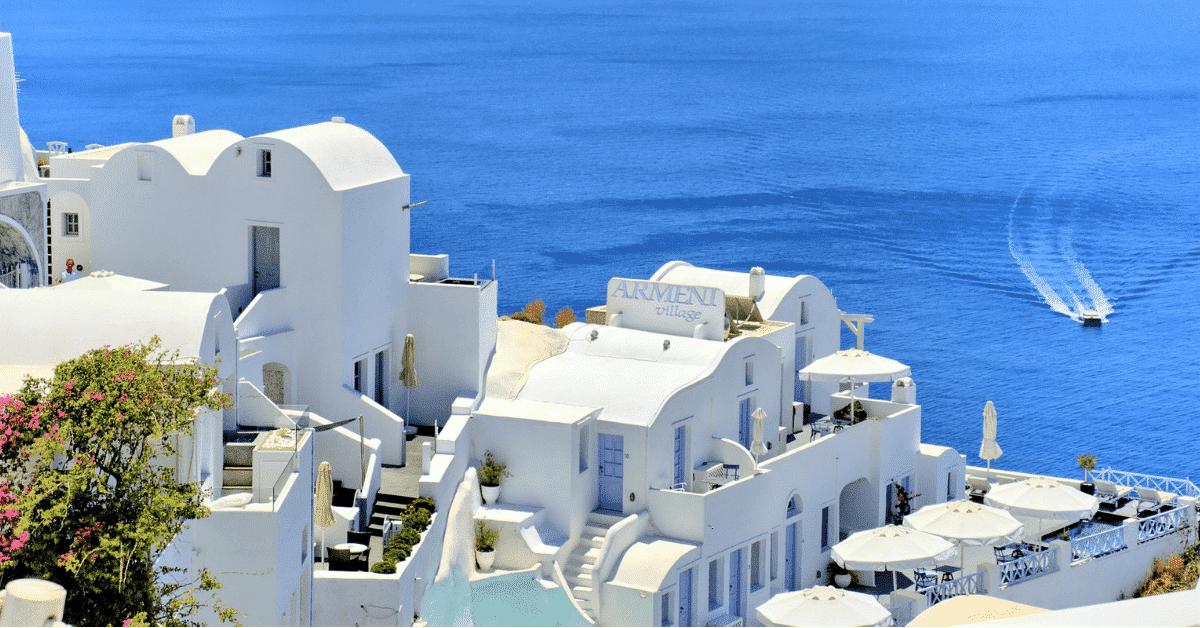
xmin=476 ymin=548 xmax=495 ymax=571
xmin=481 ymin=484 xmax=501 ymax=504
xmin=834 ymin=573 xmax=852 ymax=588
xmin=1080 ymin=482 xmax=1095 ymax=495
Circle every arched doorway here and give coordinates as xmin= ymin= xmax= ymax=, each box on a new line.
xmin=838 ymin=477 xmax=875 ymax=542
xmin=783 ymin=494 xmax=803 ymax=591
xmin=0 ymin=214 xmax=39 ymax=288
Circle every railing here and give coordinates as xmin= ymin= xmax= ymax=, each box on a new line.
xmin=1093 ymin=469 xmax=1200 ymax=499
xmin=1071 ymin=526 xmax=1126 ymax=562
xmin=1138 ymin=505 xmax=1190 ymax=544
xmin=0 ymin=266 xmax=17 ymax=288
xmin=924 ymin=571 xmax=983 ymax=605
xmin=999 ymin=546 xmax=1058 ymax=587
xmin=887 ymin=598 xmax=914 ymax=627
xmin=270 ymin=449 xmax=300 ymax=508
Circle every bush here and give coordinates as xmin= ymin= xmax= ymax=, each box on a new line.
xmin=397 ymin=527 xmax=422 ymax=547
xmin=383 ymin=544 xmax=411 ymax=564
xmin=507 ymin=311 xmax=540 ymax=324
xmin=403 ymin=508 xmax=431 ymax=532
xmin=833 ymin=400 xmax=867 ymax=423
xmin=412 ymin=496 xmax=436 ymax=513
xmin=370 ymin=560 xmax=396 ymax=574
xmin=479 ymin=451 xmax=510 ymax=487
xmin=1133 ymin=544 xmax=1200 ymax=598
xmin=554 ymin=307 xmax=575 ymax=328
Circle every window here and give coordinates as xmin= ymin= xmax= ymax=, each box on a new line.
xmin=947 ymin=471 xmax=954 ymax=501
xmin=744 ymin=360 xmax=754 ymax=386
xmin=750 ymin=541 xmax=763 ymax=591
xmin=708 ymin=558 xmax=724 ymax=611
xmin=800 ymin=300 xmax=809 ymax=326
xmin=579 ymin=425 xmax=589 ymax=473
xmin=770 ymin=532 xmax=778 ymax=581
xmin=821 ymin=506 xmax=830 ymax=550
xmin=374 ymin=350 xmax=388 ymax=406
xmin=137 ymin=151 xmax=153 ymax=181
xmin=63 ymin=213 xmax=79 ymax=236
xmin=258 ymin=149 xmax=272 ymax=177
xmin=353 ymin=359 xmax=366 ymax=394
xmin=660 ymin=591 xmax=672 ymax=627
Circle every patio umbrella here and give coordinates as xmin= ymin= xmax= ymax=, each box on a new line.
xmin=984 ymin=477 xmax=1099 ymax=541
xmin=751 ymin=407 xmax=769 ymax=462
xmin=314 ymin=461 xmax=335 ymax=563
xmin=798 ymin=349 xmax=911 ymax=383
xmin=755 ymin=586 xmax=893 ymax=627
xmin=979 ymin=401 xmax=1002 ymax=471
xmin=832 ymin=525 xmax=957 ymax=593
xmin=903 ymin=500 xmax=1024 ymax=569
xmin=400 ymin=334 xmax=420 ymax=436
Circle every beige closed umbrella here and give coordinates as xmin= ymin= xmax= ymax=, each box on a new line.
xmin=979 ymin=401 xmax=1002 ymax=470
xmin=314 ymin=460 xmax=335 ymax=563
xmin=751 ymin=407 xmax=769 ymax=462
xmin=400 ymin=334 xmax=420 ymax=436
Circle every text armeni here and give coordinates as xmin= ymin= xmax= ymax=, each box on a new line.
xmin=610 ymin=281 xmax=720 ymax=307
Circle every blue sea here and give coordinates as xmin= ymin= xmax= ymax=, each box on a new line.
xmin=6 ymin=0 xmax=1199 ymax=483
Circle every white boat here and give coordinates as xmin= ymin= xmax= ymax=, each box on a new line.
xmin=1080 ymin=309 xmax=1103 ymax=327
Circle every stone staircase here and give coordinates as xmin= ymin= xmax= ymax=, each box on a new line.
xmin=221 ymin=436 xmax=256 ymax=496
xmin=563 ymin=512 xmax=623 ymax=619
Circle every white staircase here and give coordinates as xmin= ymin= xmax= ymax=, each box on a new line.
xmin=563 ymin=512 xmax=622 ymax=619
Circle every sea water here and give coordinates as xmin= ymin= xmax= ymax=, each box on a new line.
xmin=6 ymin=0 xmax=1199 ymax=483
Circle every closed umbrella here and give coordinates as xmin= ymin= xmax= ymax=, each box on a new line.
xmin=751 ymin=407 xmax=769 ymax=462
xmin=400 ymin=334 xmax=420 ymax=436
xmin=314 ymin=461 xmax=335 ymax=563
xmin=903 ymin=500 xmax=1024 ymax=569
xmin=756 ymin=586 xmax=893 ymax=627
xmin=984 ymin=477 xmax=1099 ymax=541
xmin=979 ymin=401 xmax=1002 ymax=470
xmin=833 ymin=525 xmax=957 ymax=593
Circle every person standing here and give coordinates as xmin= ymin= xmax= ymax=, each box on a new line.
xmin=60 ymin=258 xmax=80 ymax=283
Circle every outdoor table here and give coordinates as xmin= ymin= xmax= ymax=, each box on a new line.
xmin=934 ymin=565 xmax=961 ymax=582
xmin=334 ymin=542 xmax=368 ymax=555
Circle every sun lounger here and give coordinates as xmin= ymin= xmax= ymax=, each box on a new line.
xmin=966 ymin=477 xmax=991 ymax=497
xmin=1092 ymin=479 xmax=1133 ymax=502
xmin=1136 ymin=487 xmax=1178 ymax=511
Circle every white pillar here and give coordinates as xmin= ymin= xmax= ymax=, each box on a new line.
xmin=0 ymin=578 xmax=67 ymax=627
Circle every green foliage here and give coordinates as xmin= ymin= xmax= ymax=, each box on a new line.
xmin=402 ymin=508 xmax=431 ymax=533
xmin=370 ymin=561 xmax=396 ymax=574
xmin=833 ymin=400 xmax=867 ymax=423
xmin=1133 ymin=547 xmax=1200 ymax=598
xmin=1077 ymin=453 xmax=1097 ymax=481
xmin=411 ymin=496 xmax=436 ymax=514
xmin=479 ymin=451 xmax=510 ymax=487
xmin=397 ymin=527 xmax=422 ymax=548
xmin=475 ymin=521 xmax=498 ymax=552
xmin=0 ymin=338 xmax=237 ymax=626
xmin=373 ymin=499 xmax=436 ymax=574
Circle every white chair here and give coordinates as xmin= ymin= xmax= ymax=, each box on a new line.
xmin=1136 ymin=487 xmax=1177 ymax=512
xmin=1093 ymin=479 xmax=1133 ymax=503
xmin=966 ymin=476 xmax=991 ymax=497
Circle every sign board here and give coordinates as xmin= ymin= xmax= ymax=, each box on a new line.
xmin=605 ymin=278 xmax=725 ymax=341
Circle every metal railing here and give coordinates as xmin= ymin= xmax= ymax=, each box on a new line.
xmin=887 ymin=598 xmax=914 ymax=627
xmin=924 ymin=571 xmax=984 ymax=606
xmin=999 ymin=546 xmax=1058 ymax=587
xmin=1093 ymin=469 xmax=1200 ymax=499
xmin=1138 ymin=505 xmax=1190 ymax=544
xmin=1071 ymin=526 xmax=1126 ymax=562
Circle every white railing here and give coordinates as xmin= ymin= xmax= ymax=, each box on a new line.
xmin=0 ymin=267 xmax=17 ymax=288
xmin=887 ymin=598 xmax=914 ymax=626
xmin=999 ymin=546 xmax=1058 ymax=587
xmin=1071 ymin=526 xmax=1126 ymax=562
xmin=925 ymin=570 xmax=983 ymax=605
xmin=1093 ymin=469 xmax=1200 ymax=499
xmin=1138 ymin=505 xmax=1190 ymax=543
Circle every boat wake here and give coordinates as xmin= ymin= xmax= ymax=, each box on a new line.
xmin=1007 ymin=187 xmax=1113 ymax=324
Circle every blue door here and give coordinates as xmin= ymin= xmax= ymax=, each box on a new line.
xmin=673 ymin=426 xmax=686 ymax=487
xmin=729 ymin=549 xmax=743 ymax=618
xmin=599 ymin=433 xmax=623 ymax=511
xmin=738 ymin=398 xmax=753 ymax=450
xmin=784 ymin=522 xmax=798 ymax=591
xmin=679 ymin=568 xmax=693 ymax=627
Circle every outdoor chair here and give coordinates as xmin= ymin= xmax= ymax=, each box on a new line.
xmin=966 ymin=477 xmax=991 ymax=498
xmin=1136 ymin=487 xmax=1177 ymax=512
xmin=914 ymin=568 xmax=938 ymax=591
xmin=993 ymin=544 xmax=1023 ymax=563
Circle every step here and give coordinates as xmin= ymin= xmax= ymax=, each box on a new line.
xmin=223 ymin=467 xmax=253 ymax=486
xmin=582 ymin=524 xmax=610 ymax=537
xmin=570 ymin=585 xmax=592 ymax=601
xmin=570 ymin=546 xmax=601 ymax=562
xmin=587 ymin=512 xmax=625 ymax=526
xmin=568 ymin=572 xmax=592 ymax=588
xmin=581 ymin=535 xmax=606 ymax=549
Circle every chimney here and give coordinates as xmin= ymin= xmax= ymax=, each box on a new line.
xmin=0 ymin=33 xmax=25 ymax=184
xmin=749 ymin=267 xmax=765 ymax=302
xmin=172 ymin=114 xmax=195 ymax=138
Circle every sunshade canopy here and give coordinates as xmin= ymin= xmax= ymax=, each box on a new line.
xmin=903 ymin=500 xmax=1024 ymax=546
xmin=832 ymin=525 xmax=957 ymax=571
xmin=314 ymin=460 xmax=335 ymax=528
xmin=798 ymin=349 xmax=911 ymax=383
xmin=979 ymin=401 xmax=1002 ymax=462
xmin=755 ymin=586 xmax=893 ymax=627
xmin=984 ymin=477 xmax=1099 ymax=521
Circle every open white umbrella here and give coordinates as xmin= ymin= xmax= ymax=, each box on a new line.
xmin=314 ymin=460 xmax=335 ymax=563
xmin=979 ymin=401 xmax=1002 ymax=470
xmin=984 ymin=477 xmax=1099 ymax=541
xmin=751 ymin=407 xmax=769 ymax=462
xmin=798 ymin=349 xmax=911 ymax=383
xmin=756 ymin=586 xmax=893 ymax=627
xmin=903 ymin=500 xmax=1024 ymax=569
xmin=833 ymin=525 xmax=957 ymax=593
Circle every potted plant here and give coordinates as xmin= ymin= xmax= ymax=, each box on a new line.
xmin=828 ymin=561 xmax=852 ymax=588
xmin=479 ymin=450 xmax=510 ymax=504
xmin=1077 ymin=453 xmax=1097 ymax=495
xmin=475 ymin=520 xmax=498 ymax=571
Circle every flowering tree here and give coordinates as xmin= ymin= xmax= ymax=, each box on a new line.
xmin=0 ymin=337 xmax=238 ymax=626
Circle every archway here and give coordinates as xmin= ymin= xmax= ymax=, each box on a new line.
xmin=263 ymin=362 xmax=292 ymax=406
xmin=0 ymin=214 xmax=39 ymax=287
xmin=838 ymin=477 xmax=875 ymax=541
xmin=783 ymin=493 xmax=804 ymax=590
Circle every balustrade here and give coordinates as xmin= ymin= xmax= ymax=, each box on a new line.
xmin=999 ymin=546 xmax=1058 ymax=587
xmin=925 ymin=571 xmax=983 ymax=606
xmin=1138 ymin=505 xmax=1189 ymax=543
xmin=887 ymin=598 xmax=913 ymax=627
xmin=1071 ymin=526 xmax=1126 ymax=562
